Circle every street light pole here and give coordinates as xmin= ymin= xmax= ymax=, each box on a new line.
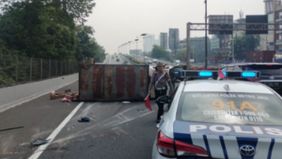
xmin=127 ymin=41 xmax=132 ymax=55
xmin=135 ymin=38 xmax=139 ymax=50
xmin=204 ymin=0 xmax=208 ymax=69
xmin=140 ymin=33 xmax=148 ymax=63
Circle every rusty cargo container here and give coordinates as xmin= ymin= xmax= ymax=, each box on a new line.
xmin=79 ymin=64 xmax=149 ymax=101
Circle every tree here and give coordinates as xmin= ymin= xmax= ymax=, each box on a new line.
xmin=58 ymin=0 xmax=96 ymax=24
xmin=76 ymin=25 xmax=105 ymax=62
xmin=1 ymin=0 xmax=96 ymax=23
xmin=0 ymin=1 xmax=77 ymax=59
xmin=234 ymin=35 xmax=260 ymax=60
xmin=151 ymin=45 xmax=170 ymax=60
xmin=0 ymin=0 xmax=104 ymax=61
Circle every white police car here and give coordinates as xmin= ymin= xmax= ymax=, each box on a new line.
xmin=152 ymin=70 xmax=282 ymax=159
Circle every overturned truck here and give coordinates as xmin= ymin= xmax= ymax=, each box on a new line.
xmin=79 ymin=64 xmax=149 ymax=101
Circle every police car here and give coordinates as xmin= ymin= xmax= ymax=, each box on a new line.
xmin=222 ymin=63 xmax=282 ymax=93
xmin=152 ymin=70 xmax=282 ymax=159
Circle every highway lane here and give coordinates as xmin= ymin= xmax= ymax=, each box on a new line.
xmin=0 ymin=82 xmax=79 ymax=159
xmin=104 ymin=54 xmax=131 ymax=65
xmin=0 ymin=80 xmax=158 ymax=159
xmin=0 ymin=54 xmax=158 ymax=159
xmin=38 ymin=102 xmax=157 ymax=159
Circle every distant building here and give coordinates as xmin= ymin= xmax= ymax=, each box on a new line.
xmin=234 ymin=18 xmax=245 ymax=37
xmin=208 ymin=34 xmax=232 ymax=64
xmin=210 ymin=36 xmax=220 ymax=53
xmin=264 ymin=0 xmax=282 ymax=14
xmin=159 ymin=32 xmax=168 ymax=50
xmin=169 ymin=28 xmax=179 ymax=53
xmin=267 ymin=12 xmax=275 ymax=51
xmin=143 ymin=35 xmax=155 ymax=53
xmin=273 ymin=6 xmax=282 ymax=54
xmin=190 ymin=37 xmax=210 ymax=63
xmin=264 ymin=0 xmax=282 ymax=60
xmin=179 ymin=40 xmax=186 ymax=50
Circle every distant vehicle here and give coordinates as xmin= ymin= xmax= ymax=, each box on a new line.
xmin=152 ymin=70 xmax=282 ymax=159
xmin=153 ymin=59 xmax=157 ymax=63
xmin=174 ymin=60 xmax=180 ymax=65
xmin=222 ymin=63 xmax=282 ymax=93
xmin=147 ymin=59 xmax=153 ymax=64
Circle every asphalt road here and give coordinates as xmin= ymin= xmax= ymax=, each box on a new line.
xmin=39 ymin=102 xmax=157 ymax=159
xmin=0 ymin=82 xmax=79 ymax=159
xmin=0 ymin=54 xmax=158 ymax=159
xmin=103 ymin=54 xmax=132 ymax=65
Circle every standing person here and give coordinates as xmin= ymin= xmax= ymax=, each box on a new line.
xmin=146 ymin=62 xmax=173 ymax=124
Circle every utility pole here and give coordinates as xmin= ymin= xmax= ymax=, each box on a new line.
xmin=204 ymin=0 xmax=208 ymax=69
xmin=186 ymin=23 xmax=191 ymax=69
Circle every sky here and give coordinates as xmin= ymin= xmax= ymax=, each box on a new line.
xmin=86 ymin=0 xmax=265 ymax=54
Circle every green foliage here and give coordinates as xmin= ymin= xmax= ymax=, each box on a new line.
xmin=151 ymin=45 xmax=170 ymax=61
xmin=0 ymin=1 xmax=76 ymax=59
xmin=0 ymin=0 xmax=105 ymax=61
xmin=234 ymin=35 xmax=260 ymax=60
xmin=0 ymin=71 xmax=15 ymax=86
xmin=175 ymin=49 xmax=186 ymax=62
xmin=76 ymin=25 xmax=105 ymax=62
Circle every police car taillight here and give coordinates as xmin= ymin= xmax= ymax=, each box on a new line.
xmin=157 ymin=131 xmax=208 ymax=158
xmin=175 ymin=140 xmax=208 ymax=157
xmin=157 ymin=132 xmax=176 ymax=157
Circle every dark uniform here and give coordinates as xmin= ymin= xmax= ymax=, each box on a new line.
xmin=149 ymin=71 xmax=172 ymax=123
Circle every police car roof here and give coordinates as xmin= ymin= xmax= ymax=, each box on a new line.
xmin=183 ymin=80 xmax=274 ymax=94
xmin=223 ymin=62 xmax=282 ymax=66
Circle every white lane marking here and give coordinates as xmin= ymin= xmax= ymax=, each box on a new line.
xmin=0 ymin=79 xmax=77 ymax=113
xmin=28 ymin=102 xmax=84 ymax=159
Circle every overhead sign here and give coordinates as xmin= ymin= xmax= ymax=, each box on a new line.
xmin=209 ymin=15 xmax=233 ymax=35
xmin=246 ymin=15 xmax=268 ymax=34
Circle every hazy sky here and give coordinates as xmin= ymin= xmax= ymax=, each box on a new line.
xmin=86 ymin=0 xmax=265 ymax=54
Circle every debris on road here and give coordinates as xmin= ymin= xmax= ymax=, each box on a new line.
xmin=122 ymin=101 xmax=131 ymax=104
xmin=49 ymin=89 xmax=79 ymax=102
xmin=78 ymin=117 xmax=91 ymax=123
xmin=31 ymin=138 xmax=49 ymax=147
xmin=49 ymin=91 xmax=64 ymax=100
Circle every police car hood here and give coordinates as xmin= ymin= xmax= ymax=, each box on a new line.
xmin=173 ymin=120 xmax=282 ymax=159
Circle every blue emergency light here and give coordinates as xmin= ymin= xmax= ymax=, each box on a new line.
xmin=241 ymin=71 xmax=257 ymax=78
xmin=198 ymin=71 xmax=213 ymax=77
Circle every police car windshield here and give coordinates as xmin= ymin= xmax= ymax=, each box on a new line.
xmin=177 ymin=92 xmax=282 ymax=126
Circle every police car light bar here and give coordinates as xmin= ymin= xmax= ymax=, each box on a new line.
xmin=178 ymin=70 xmax=259 ymax=80
xmin=241 ymin=71 xmax=257 ymax=78
xmin=198 ymin=71 xmax=213 ymax=77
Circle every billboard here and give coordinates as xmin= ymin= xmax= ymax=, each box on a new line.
xmin=209 ymin=15 xmax=233 ymax=35
xmin=246 ymin=15 xmax=268 ymax=34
